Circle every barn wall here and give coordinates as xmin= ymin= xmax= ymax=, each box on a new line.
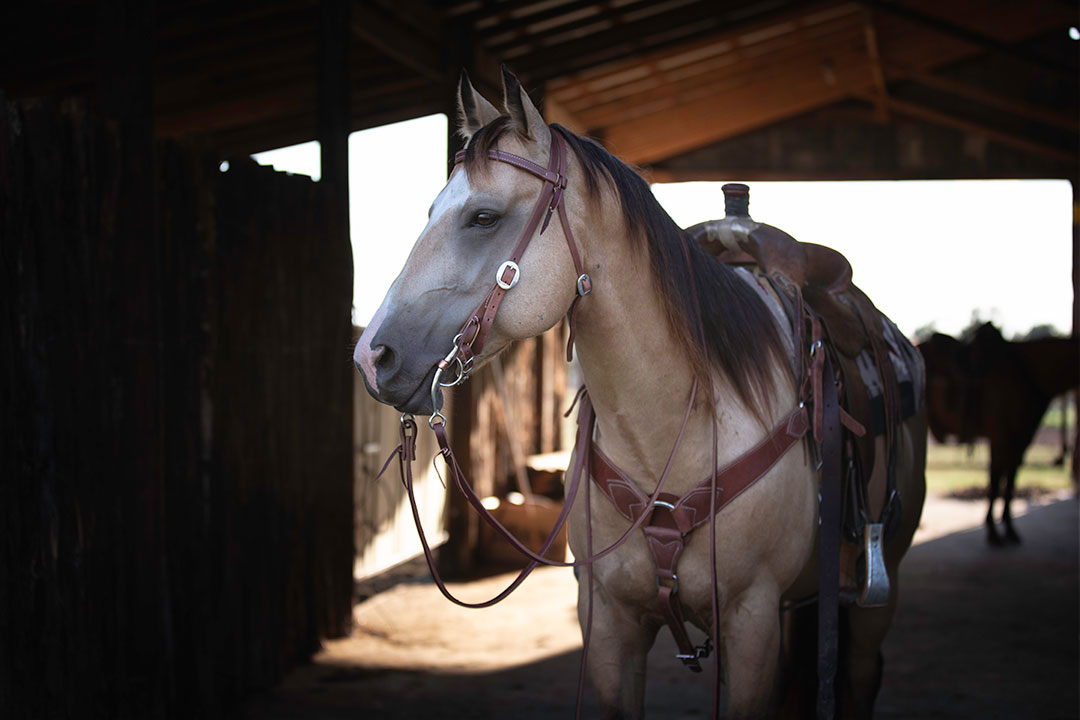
xmin=1 ymin=96 xmax=353 ymax=718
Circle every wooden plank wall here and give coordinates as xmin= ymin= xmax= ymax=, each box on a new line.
xmin=353 ymin=358 xmax=450 ymax=579
xmin=0 ymin=97 xmax=354 ymax=718
xmin=210 ymin=155 xmax=354 ymax=693
xmin=353 ymin=325 xmax=568 ymax=578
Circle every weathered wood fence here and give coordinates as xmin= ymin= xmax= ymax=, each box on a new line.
xmin=353 ymin=325 xmax=569 ymax=579
xmin=1 ymin=95 xmax=353 ymax=718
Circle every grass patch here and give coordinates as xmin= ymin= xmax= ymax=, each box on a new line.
xmin=1041 ymin=403 xmax=1076 ymax=430
xmin=925 ymin=436 xmax=1073 ymax=498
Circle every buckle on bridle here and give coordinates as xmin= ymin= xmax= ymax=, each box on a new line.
xmin=576 ymin=273 xmax=592 ymax=297
xmin=496 ymin=260 xmax=520 ymax=290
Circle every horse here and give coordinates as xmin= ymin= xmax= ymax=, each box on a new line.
xmin=919 ymin=323 xmax=1078 ymax=545
xmin=354 ymin=68 xmax=927 ymax=719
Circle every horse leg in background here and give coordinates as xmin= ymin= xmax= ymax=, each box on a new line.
xmin=720 ymin=583 xmax=784 ymax=718
xmin=1001 ymin=467 xmax=1022 ymax=544
xmin=1054 ymin=397 xmax=1067 ymax=466
xmin=838 ymin=600 xmax=897 ymax=720
xmin=778 ymin=603 xmax=818 ymax=719
xmin=577 ymin=577 xmax=657 ymax=720
xmin=985 ymin=453 xmax=1005 ymax=546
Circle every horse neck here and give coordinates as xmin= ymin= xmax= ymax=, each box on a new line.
xmin=571 ymin=220 xmax=752 ymax=493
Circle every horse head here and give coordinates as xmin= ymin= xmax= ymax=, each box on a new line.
xmin=354 ymin=68 xmax=585 ymax=414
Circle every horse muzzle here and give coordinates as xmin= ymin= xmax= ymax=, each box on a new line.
xmin=354 ymin=332 xmax=444 ymax=414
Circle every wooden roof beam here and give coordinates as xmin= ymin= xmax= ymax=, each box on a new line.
xmin=863 ymin=0 xmax=1075 ymax=77
xmin=604 ymin=59 xmax=879 ymax=164
xmin=514 ymin=0 xmax=816 ymax=83
xmin=895 ymin=66 xmax=1077 ymax=132
xmin=862 ymin=7 xmax=889 ymax=122
xmin=859 ymin=92 xmax=1076 ymax=164
xmin=352 ymin=2 xmax=442 ymax=82
xmin=563 ymin=14 xmax=874 ymax=129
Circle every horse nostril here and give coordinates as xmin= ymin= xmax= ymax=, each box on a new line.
xmin=368 ymin=344 xmax=385 ymax=366
xmin=373 ymin=344 xmax=399 ymax=375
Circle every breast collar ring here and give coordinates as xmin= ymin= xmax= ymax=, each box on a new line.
xmin=425 ymin=126 xmax=591 ymax=430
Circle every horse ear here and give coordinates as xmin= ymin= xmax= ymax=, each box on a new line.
xmin=502 ymin=66 xmax=549 ymax=150
xmin=457 ymin=69 xmax=500 ymax=142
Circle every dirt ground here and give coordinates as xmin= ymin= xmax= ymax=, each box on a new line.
xmin=242 ymin=490 xmax=1078 ymax=719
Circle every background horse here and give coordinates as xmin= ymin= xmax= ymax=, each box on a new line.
xmin=915 ymin=323 xmax=1075 ymax=544
xmin=919 ymin=323 xmax=1078 ymax=544
xmin=354 ymin=68 xmax=926 ymax=719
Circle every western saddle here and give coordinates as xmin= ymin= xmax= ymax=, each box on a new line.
xmin=686 ymin=183 xmax=908 ymax=608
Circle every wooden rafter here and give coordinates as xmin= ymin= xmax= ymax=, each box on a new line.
xmin=865 ymin=0 xmax=1075 ymax=77
xmin=514 ymin=0 xmax=815 ymax=82
xmin=563 ymin=0 xmax=1075 ymax=165
xmin=353 ymin=2 xmax=442 ymax=81
xmin=862 ymin=7 xmax=889 ymax=122
xmin=896 ymin=66 xmax=1078 ymax=132
xmin=861 ymin=93 xmax=1076 ymax=163
xmin=560 ymin=12 xmax=865 ymax=128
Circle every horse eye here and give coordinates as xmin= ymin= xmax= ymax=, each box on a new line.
xmin=471 ymin=211 xmax=499 ymax=228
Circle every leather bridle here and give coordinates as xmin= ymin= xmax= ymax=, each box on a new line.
xmin=427 ymin=125 xmax=591 ymax=428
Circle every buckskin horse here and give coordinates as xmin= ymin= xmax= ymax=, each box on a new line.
xmin=919 ymin=323 xmax=1078 ymax=545
xmin=354 ymin=69 xmax=927 ymax=719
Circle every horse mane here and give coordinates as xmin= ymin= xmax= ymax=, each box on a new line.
xmin=463 ymin=118 xmax=792 ymax=417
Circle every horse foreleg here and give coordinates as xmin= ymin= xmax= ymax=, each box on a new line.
xmin=720 ymin=584 xmax=782 ymax=719
xmin=577 ymin=578 xmax=657 ymax=720
xmin=839 ymin=598 xmax=897 ymax=720
xmin=1001 ymin=468 xmax=1021 ymax=543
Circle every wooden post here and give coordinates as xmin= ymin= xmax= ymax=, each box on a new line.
xmin=1071 ymin=178 xmax=1079 ymax=486
xmin=440 ymin=21 xmax=481 ymax=575
xmin=319 ymin=0 xmax=351 ymax=237
xmin=317 ymin=0 xmax=355 ymax=635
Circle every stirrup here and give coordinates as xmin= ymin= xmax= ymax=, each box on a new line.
xmin=857 ymin=523 xmax=890 ymax=607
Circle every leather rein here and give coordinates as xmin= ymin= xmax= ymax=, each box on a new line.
xmin=380 ymin=125 xmax=841 ymax=720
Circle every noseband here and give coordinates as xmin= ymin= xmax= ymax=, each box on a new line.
xmin=428 ymin=126 xmax=591 ymax=427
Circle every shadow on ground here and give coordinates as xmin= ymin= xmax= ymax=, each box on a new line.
xmin=242 ymin=497 xmax=1077 ymax=719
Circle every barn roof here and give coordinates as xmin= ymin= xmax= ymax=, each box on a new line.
xmin=2 ymin=0 xmax=1076 ymax=179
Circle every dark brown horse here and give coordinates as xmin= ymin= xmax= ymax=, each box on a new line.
xmin=919 ymin=323 xmax=1078 ymax=544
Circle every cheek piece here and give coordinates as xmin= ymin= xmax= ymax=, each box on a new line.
xmin=429 ymin=125 xmax=591 ymax=426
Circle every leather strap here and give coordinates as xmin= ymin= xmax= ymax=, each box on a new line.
xmin=451 ymin=128 xmax=591 ymax=366
xmin=590 ymin=404 xmax=811 ymax=530
xmin=816 ymin=351 xmax=842 ymax=720
xmin=587 ymin=402 xmax=811 ymax=673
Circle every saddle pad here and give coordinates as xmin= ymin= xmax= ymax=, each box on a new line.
xmin=855 ymin=315 xmax=924 ymax=435
xmin=734 ymin=266 xmax=923 ymax=437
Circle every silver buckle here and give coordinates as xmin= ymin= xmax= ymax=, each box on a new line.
xmin=496 ymin=260 xmax=520 ymax=290
xmin=576 ymin=273 xmax=592 ymax=297
xmin=655 ymin=572 xmax=679 ymax=594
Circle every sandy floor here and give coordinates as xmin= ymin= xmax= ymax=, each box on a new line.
xmin=243 ymin=490 xmax=1078 ymax=719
